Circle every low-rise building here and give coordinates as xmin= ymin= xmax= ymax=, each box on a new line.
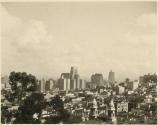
xmin=115 ymin=101 xmax=128 ymax=115
xmin=127 ymin=80 xmax=139 ymax=91
xmin=116 ymin=85 xmax=125 ymax=95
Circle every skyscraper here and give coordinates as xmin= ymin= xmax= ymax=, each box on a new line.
xmin=58 ymin=73 xmax=71 ymax=90
xmin=108 ymin=70 xmax=115 ymax=84
xmin=41 ymin=78 xmax=46 ymax=93
xmin=57 ymin=66 xmax=86 ymax=90
xmin=58 ymin=78 xmax=70 ymax=90
xmin=70 ymin=66 xmax=78 ymax=79
xmin=79 ymin=79 xmax=86 ymax=90
xmin=45 ymin=79 xmax=55 ymax=92
xmin=91 ymin=73 xmax=104 ymax=86
xmin=37 ymin=78 xmax=46 ymax=93
xmin=70 ymin=66 xmax=81 ymax=90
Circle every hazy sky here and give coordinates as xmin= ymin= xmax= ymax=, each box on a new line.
xmin=1 ymin=2 xmax=157 ymax=81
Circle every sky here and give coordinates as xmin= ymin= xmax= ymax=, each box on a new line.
xmin=1 ymin=2 xmax=157 ymax=81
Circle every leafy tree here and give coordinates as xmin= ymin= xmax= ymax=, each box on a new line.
xmin=50 ymin=95 xmax=64 ymax=112
xmin=1 ymin=89 xmax=7 ymax=95
xmin=143 ymin=73 xmax=157 ymax=83
xmin=14 ymin=92 xmax=45 ymax=123
xmin=2 ymin=72 xmax=45 ymax=124
xmin=64 ymin=113 xmax=82 ymax=124
xmin=45 ymin=95 xmax=71 ymax=123
xmin=85 ymin=94 xmax=94 ymax=102
xmin=45 ymin=115 xmax=62 ymax=124
xmin=9 ymin=71 xmax=37 ymax=104
xmin=64 ymin=97 xmax=72 ymax=103
xmin=45 ymin=109 xmax=70 ymax=124
xmin=61 ymin=109 xmax=71 ymax=123
xmin=125 ymin=78 xmax=130 ymax=83
xmin=4 ymin=91 xmax=15 ymax=103
xmin=1 ymin=106 xmax=12 ymax=124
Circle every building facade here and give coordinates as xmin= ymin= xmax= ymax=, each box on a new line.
xmin=116 ymin=101 xmax=128 ymax=115
xmin=45 ymin=79 xmax=54 ymax=92
xmin=37 ymin=78 xmax=46 ymax=93
xmin=58 ymin=67 xmax=86 ymax=90
xmin=116 ymin=85 xmax=125 ymax=95
xmin=91 ymin=73 xmax=104 ymax=87
xmin=58 ymin=78 xmax=70 ymax=90
xmin=127 ymin=80 xmax=139 ymax=90
xmin=108 ymin=70 xmax=115 ymax=85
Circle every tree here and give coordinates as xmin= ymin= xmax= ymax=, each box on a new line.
xmin=45 ymin=109 xmax=71 ymax=124
xmin=143 ymin=73 xmax=157 ymax=83
xmin=9 ymin=71 xmax=37 ymax=104
xmin=14 ymin=92 xmax=45 ymax=123
xmin=45 ymin=95 xmax=71 ymax=123
xmin=125 ymin=78 xmax=130 ymax=83
xmin=50 ymin=95 xmax=64 ymax=112
xmin=5 ymin=71 xmax=41 ymax=123
xmin=64 ymin=97 xmax=72 ymax=103
xmin=1 ymin=106 xmax=12 ymax=124
xmin=61 ymin=109 xmax=71 ymax=123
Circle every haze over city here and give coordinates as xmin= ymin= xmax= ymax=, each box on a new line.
xmin=1 ymin=2 xmax=157 ymax=124
xmin=1 ymin=2 xmax=156 ymax=81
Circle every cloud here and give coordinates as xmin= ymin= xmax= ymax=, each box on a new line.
xmin=1 ymin=4 xmax=156 ymax=81
xmin=136 ymin=13 xmax=156 ymax=28
xmin=1 ymin=5 xmax=23 ymax=69
xmin=123 ymin=33 xmax=156 ymax=47
xmin=1 ymin=5 xmax=55 ymax=76
xmin=16 ymin=20 xmax=53 ymax=55
xmin=1 ymin=5 xmax=23 ymax=37
xmin=1 ymin=5 xmax=85 ymax=77
xmin=120 ymin=13 xmax=156 ymax=47
xmin=115 ymin=12 xmax=157 ymax=77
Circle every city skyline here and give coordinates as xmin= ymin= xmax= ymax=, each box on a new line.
xmin=1 ymin=2 xmax=157 ymax=81
xmin=1 ymin=67 xmax=156 ymax=83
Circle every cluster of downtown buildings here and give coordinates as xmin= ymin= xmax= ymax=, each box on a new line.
xmin=36 ymin=67 xmax=116 ymax=93
xmin=1 ymin=67 xmax=157 ymax=124
xmin=35 ymin=67 xmax=140 ymax=96
xmin=1 ymin=67 xmax=140 ymax=94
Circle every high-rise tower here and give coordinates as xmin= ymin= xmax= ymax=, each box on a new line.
xmin=91 ymin=73 xmax=104 ymax=86
xmin=70 ymin=66 xmax=78 ymax=79
xmin=108 ymin=70 xmax=115 ymax=84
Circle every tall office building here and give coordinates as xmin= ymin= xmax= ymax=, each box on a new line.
xmin=75 ymin=78 xmax=80 ymax=89
xmin=70 ymin=66 xmax=78 ymax=79
xmin=45 ymin=79 xmax=54 ymax=92
xmin=70 ymin=79 xmax=76 ymax=90
xmin=108 ymin=70 xmax=115 ymax=84
xmin=58 ymin=78 xmax=70 ymax=90
xmin=37 ymin=78 xmax=46 ymax=93
xmin=58 ymin=66 xmax=86 ymax=90
xmin=61 ymin=73 xmax=70 ymax=79
xmin=41 ymin=78 xmax=46 ymax=93
xmin=80 ymin=79 xmax=86 ymax=89
xmin=91 ymin=73 xmax=104 ymax=86
xmin=58 ymin=73 xmax=71 ymax=90
xmin=70 ymin=79 xmax=85 ymax=90
xmin=70 ymin=66 xmax=81 ymax=90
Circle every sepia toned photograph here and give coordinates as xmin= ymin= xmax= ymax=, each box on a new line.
xmin=1 ymin=1 xmax=157 ymax=124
